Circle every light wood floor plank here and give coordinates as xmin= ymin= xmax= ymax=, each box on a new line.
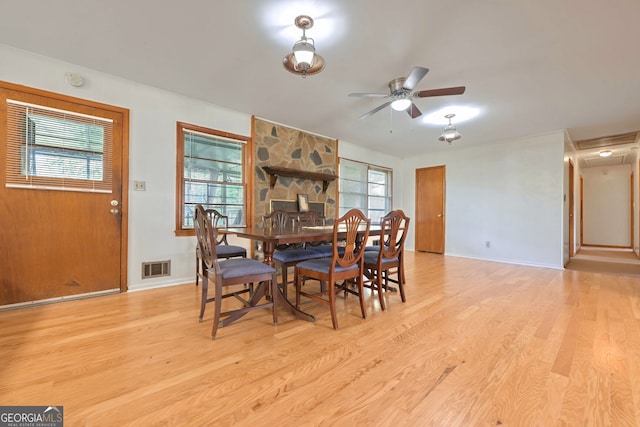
xmin=2 ymin=251 xmax=640 ymax=425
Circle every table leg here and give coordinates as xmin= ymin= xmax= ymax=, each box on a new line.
xmin=263 ymin=241 xmax=275 ymax=267
xmin=276 ymin=287 xmax=315 ymax=322
xmin=261 ymin=239 xmax=316 ymax=322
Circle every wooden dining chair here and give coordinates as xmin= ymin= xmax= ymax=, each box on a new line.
xmin=299 ymin=210 xmax=335 ymax=255
xmin=195 ymin=208 xmax=247 ymax=287
xmin=194 ymin=204 xmax=278 ymax=339
xmin=363 ymin=210 xmax=410 ymax=310
xmin=294 ymin=209 xmax=371 ymax=329
xmin=263 ymin=209 xmax=294 ymax=229
xmin=263 ymin=210 xmax=324 ymax=298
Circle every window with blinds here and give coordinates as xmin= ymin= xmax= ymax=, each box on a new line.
xmin=5 ymin=99 xmax=113 ymax=192
xmin=339 ymin=158 xmax=392 ymax=224
xmin=177 ymin=122 xmax=247 ymax=231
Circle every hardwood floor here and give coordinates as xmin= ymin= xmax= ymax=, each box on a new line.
xmin=566 ymin=247 xmax=640 ymax=277
xmin=2 ymin=251 xmax=640 ymax=426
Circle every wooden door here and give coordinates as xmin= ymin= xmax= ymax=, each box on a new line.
xmin=415 ymin=165 xmax=445 ymax=253
xmin=0 ymin=82 xmax=128 ymax=306
xmin=631 ymin=171 xmax=634 ymax=251
xmin=568 ymin=160 xmax=574 ymax=259
xmin=580 ymin=176 xmax=584 ymax=246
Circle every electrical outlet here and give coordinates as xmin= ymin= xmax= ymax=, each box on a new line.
xmin=134 ymin=180 xmax=146 ymax=191
xmin=485 ymin=241 xmax=491 ymax=248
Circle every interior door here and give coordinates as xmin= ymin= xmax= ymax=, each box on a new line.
xmin=631 ymin=171 xmax=634 ymax=251
xmin=580 ymin=175 xmax=584 ymax=246
xmin=0 ymin=82 xmax=128 ymax=306
xmin=415 ymin=165 xmax=445 ymax=253
xmin=568 ymin=160 xmax=574 ymax=259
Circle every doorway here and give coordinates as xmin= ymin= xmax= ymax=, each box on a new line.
xmin=568 ymin=160 xmax=575 ymax=263
xmin=0 ymin=82 xmax=129 ymax=306
xmin=415 ymin=165 xmax=445 ymax=253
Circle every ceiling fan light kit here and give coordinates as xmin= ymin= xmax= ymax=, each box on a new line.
xmin=283 ymin=15 xmax=325 ymax=78
xmin=391 ymin=98 xmax=412 ymax=111
xmin=439 ymin=114 xmax=462 ymax=144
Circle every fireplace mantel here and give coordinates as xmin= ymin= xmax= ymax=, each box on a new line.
xmin=262 ymin=166 xmax=338 ymax=193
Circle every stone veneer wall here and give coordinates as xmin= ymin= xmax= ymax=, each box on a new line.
xmin=253 ymin=117 xmax=337 ymax=226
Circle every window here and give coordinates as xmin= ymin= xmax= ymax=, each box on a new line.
xmin=5 ymin=100 xmax=113 ymax=192
xmin=338 ymin=158 xmax=392 ymax=223
xmin=176 ymin=122 xmax=248 ymax=234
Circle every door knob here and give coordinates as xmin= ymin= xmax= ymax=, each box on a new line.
xmin=437 ymin=213 xmax=443 ymax=218
xmin=110 ymin=200 xmax=120 ymax=215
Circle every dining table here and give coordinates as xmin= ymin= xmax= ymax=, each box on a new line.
xmin=223 ymin=223 xmax=382 ymax=322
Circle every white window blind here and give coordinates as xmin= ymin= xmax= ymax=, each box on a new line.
xmin=5 ymin=99 xmax=113 ymax=193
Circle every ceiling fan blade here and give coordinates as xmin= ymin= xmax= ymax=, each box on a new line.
xmin=407 ymin=103 xmax=422 ymax=119
xmin=414 ymin=86 xmax=466 ymax=98
xmin=359 ymin=101 xmax=392 ymax=119
xmin=348 ymin=92 xmax=389 ymax=98
xmin=402 ymin=67 xmax=429 ymax=91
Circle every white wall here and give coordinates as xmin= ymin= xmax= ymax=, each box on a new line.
xmin=401 ymin=132 xmax=566 ymax=268
xmin=582 ymin=165 xmax=631 ymax=246
xmin=0 ymin=44 xmax=404 ymax=291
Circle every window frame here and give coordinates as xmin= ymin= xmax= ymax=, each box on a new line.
xmin=175 ymin=122 xmax=250 ymax=236
xmin=338 ymin=158 xmax=393 ymax=224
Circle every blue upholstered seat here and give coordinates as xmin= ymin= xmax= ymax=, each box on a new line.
xmin=218 ymin=258 xmax=276 ymax=279
xmin=295 ymin=257 xmax=360 ymax=274
xmin=273 ymin=248 xmax=325 ymax=263
xmin=307 ymin=244 xmax=341 ymax=256
xmin=216 ymin=244 xmax=248 ymax=258
xmin=363 ymin=251 xmax=399 ymax=266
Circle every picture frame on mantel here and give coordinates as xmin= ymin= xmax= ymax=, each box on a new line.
xmin=297 ymin=194 xmax=309 ymax=212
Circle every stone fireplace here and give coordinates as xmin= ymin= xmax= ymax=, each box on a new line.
xmin=252 ymin=117 xmax=338 ymax=226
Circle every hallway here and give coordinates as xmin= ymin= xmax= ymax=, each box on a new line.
xmin=566 ymin=247 xmax=640 ymax=277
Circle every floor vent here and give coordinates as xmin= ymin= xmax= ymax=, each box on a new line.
xmin=142 ymin=260 xmax=171 ymax=279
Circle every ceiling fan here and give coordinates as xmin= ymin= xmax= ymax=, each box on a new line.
xmin=348 ymin=67 xmax=466 ymax=119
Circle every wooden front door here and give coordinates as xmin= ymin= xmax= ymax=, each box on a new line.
xmin=415 ymin=165 xmax=445 ymax=253
xmin=0 ymin=82 xmax=128 ymax=306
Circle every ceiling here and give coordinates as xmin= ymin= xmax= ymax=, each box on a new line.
xmin=1 ymin=0 xmax=640 ymax=164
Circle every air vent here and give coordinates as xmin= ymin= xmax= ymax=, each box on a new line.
xmin=575 ymin=131 xmax=639 ymax=150
xmin=142 ymin=260 xmax=171 ymax=279
xmin=584 ymin=154 xmax=626 ymax=168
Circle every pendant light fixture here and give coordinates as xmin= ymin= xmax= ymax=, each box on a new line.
xmin=282 ymin=15 xmax=325 ymax=78
xmin=438 ymin=113 xmax=462 ymax=143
